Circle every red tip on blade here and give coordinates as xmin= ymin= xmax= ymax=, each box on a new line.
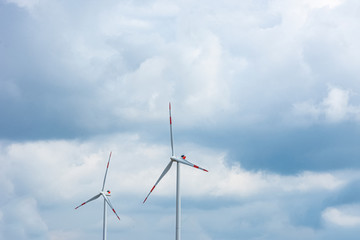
xmin=75 ymin=202 xmax=85 ymax=209
xmin=193 ymin=165 xmax=208 ymax=172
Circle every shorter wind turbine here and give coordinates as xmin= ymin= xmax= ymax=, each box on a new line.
xmin=143 ymin=103 xmax=208 ymax=240
xmin=75 ymin=152 xmax=120 ymax=240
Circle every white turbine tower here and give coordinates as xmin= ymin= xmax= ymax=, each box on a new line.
xmin=75 ymin=152 xmax=121 ymax=240
xmin=143 ymin=103 xmax=208 ymax=240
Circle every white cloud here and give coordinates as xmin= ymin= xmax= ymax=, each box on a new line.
xmin=1 ymin=134 xmax=360 ymax=239
xmin=322 ymin=205 xmax=360 ymax=227
xmin=291 ymin=86 xmax=360 ymax=125
xmin=6 ymin=0 xmax=40 ymax=10
xmin=0 ymin=134 xmax=352 ymax=201
xmin=303 ymin=0 xmax=344 ymax=9
xmin=1 ymin=197 xmax=48 ymax=239
xmin=323 ymin=87 xmax=351 ymax=122
xmin=211 ymin=164 xmax=344 ymax=197
xmin=49 ymin=230 xmax=79 ymax=240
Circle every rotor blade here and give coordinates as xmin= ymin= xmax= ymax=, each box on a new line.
xmin=143 ymin=160 xmax=173 ymax=203
xmin=179 ymin=158 xmax=208 ymax=172
xmin=102 ymin=194 xmax=121 ymax=221
xmin=102 ymin=151 xmax=112 ymax=191
xmin=75 ymin=193 xmax=101 ymax=209
xmin=169 ymin=102 xmax=174 ymax=156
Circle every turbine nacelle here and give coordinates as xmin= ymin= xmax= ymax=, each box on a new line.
xmin=101 ymin=190 xmax=111 ymax=196
xmin=170 ymin=154 xmax=186 ymax=162
xmin=170 ymin=156 xmax=185 ymax=162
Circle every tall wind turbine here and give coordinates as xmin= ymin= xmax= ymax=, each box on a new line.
xmin=75 ymin=152 xmax=121 ymax=240
xmin=143 ymin=103 xmax=208 ymax=240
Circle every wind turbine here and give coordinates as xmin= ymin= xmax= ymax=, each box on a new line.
xmin=143 ymin=103 xmax=208 ymax=240
xmin=75 ymin=152 xmax=121 ymax=240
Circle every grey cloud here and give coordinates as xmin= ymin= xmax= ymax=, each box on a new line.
xmin=2 ymin=0 xmax=360 ymax=142
xmin=183 ymin=122 xmax=360 ymax=174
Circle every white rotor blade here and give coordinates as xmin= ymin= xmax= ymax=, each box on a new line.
xmin=179 ymin=158 xmax=208 ymax=172
xmin=102 ymin=152 xmax=112 ymax=191
xmin=102 ymin=194 xmax=121 ymax=221
xmin=75 ymin=193 xmax=101 ymax=209
xmin=143 ymin=160 xmax=173 ymax=203
xmin=169 ymin=102 xmax=174 ymax=156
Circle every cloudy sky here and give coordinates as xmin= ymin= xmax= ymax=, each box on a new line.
xmin=1 ymin=0 xmax=360 ymax=239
